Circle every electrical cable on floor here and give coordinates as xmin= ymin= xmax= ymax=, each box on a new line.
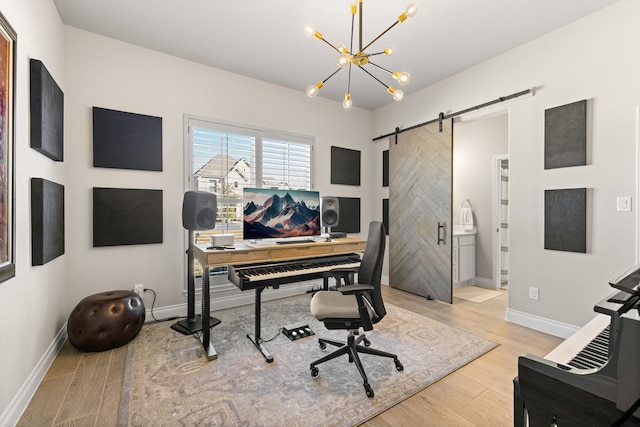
xmin=258 ymin=328 xmax=285 ymax=344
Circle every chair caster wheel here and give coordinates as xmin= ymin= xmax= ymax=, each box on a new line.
xmin=395 ymin=360 xmax=404 ymax=371
xmin=319 ymin=341 xmax=326 ymax=350
xmin=311 ymin=367 xmax=319 ymax=377
xmin=363 ymin=338 xmax=371 ymax=347
xmin=364 ymin=383 xmax=374 ymax=398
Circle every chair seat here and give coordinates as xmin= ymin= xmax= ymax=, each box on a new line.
xmin=310 ymin=291 xmax=372 ymax=321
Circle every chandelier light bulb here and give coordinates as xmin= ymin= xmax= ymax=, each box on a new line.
xmin=306 ymin=82 xmax=323 ymax=97
xmin=343 ymin=93 xmax=353 ymax=109
xmin=388 ymin=87 xmax=404 ymax=101
xmin=337 ymin=53 xmax=351 ymax=67
xmin=384 ymin=47 xmax=394 ymax=56
xmin=406 ymin=3 xmax=418 ymax=17
xmin=304 ymin=25 xmax=323 ymax=41
xmin=393 ymin=71 xmax=411 ymax=85
xmin=304 ymin=25 xmax=315 ymax=37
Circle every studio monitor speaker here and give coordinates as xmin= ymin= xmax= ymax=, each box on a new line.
xmin=182 ymin=191 xmax=217 ymax=231
xmin=321 ymin=196 xmax=339 ymax=228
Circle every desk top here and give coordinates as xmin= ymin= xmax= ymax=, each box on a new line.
xmin=193 ymin=237 xmax=366 ymax=268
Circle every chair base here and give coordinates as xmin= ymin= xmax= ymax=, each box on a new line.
xmin=309 ymin=330 xmax=403 ymax=398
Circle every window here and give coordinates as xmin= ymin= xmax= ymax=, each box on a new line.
xmin=185 ymin=116 xmax=315 ymax=289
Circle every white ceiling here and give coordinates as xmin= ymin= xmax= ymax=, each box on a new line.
xmin=53 ymin=0 xmax=620 ymax=111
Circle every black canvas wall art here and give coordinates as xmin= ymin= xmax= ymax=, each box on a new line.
xmin=383 ymin=150 xmax=389 ymax=187
xmin=544 ymin=100 xmax=587 ymax=169
xmin=30 ymin=59 xmax=64 ymax=161
xmin=544 ymin=188 xmax=587 ymax=253
xmin=330 ymin=146 xmax=360 ymax=186
xmin=332 ymin=197 xmax=360 ymax=233
xmin=93 ymin=187 xmax=163 ymax=247
xmin=31 ymin=178 xmax=65 ymax=265
xmin=93 ymin=107 xmax=163 ymax=171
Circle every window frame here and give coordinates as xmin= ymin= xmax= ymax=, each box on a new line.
xmin=183 ymin=114 xmax=316 ymax=291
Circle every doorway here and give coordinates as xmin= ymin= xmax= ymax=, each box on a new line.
xmin=451 ymin=112 xmax=509 ymax=314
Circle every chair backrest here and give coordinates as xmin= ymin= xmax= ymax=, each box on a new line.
xmin=357 ymin=221 xmax=387 ymax=322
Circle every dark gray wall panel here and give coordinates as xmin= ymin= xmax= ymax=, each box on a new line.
xmin=31 ymin=178 xmax=65 ymax=265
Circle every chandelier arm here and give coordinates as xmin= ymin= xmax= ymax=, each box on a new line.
xmin=347 ymin=63 xmax=353 ymax=93
xmin=321 ymin=67 xmax=343 ymax=84
xmin=361 ymin=21 xmax=399 ymax=53
xmin=319 ymin=37 xmax=342 ymax=53
xmin=350 ymin=9 xmax=355 ymax=54
xmin=368 ymin=61 xmax=393 ymax=75
xmin=356 ymin=65 xmax=390 ymax=90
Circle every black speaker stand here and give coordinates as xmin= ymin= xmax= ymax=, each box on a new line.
xmin=171 ymin=314 xmax=221 ymax=335
xmin=171 ymin=229 xmax=222 ymax=335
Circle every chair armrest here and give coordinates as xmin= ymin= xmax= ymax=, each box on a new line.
xmin=337 ymin=284 xmax=374 ymax=295
xmin=325 ymin=267 xmax=358 ymax=286
xmin=338 ymin=284 xmax=375 ymax=331
xmin=328 ymin=267 xmax=358 ymax=276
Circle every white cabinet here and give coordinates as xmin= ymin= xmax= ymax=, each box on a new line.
xmin=453 ymin=234 xmax=475 ymax=284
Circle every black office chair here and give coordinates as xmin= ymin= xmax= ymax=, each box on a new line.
xmin=309 ymin=221 xmax=403 ymax=398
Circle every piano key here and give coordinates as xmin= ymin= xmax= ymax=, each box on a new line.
xmin=544 ymin=314 xmax=610 ymax=365
xmin=228 ymin=254 xmax=361 ymax=290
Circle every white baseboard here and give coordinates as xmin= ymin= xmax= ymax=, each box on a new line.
xmin=1 ymin=324 xmax=68 ymax=426
xmin=506 ymin=307 xmax=579 ymax=339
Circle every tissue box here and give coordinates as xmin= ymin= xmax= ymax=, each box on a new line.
xmin=210 ymin=234 xmax=234 ymax=246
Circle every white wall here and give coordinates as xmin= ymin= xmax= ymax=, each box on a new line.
xmin=454 ymin=113 xmax=508 ymax=282
xmin=0 ymin=0 xmax=67 ymax=422
xmin=63 ymin=27 xmax=374 ymax=314
xmin=373 ymin=0 xmax=640 ymax=334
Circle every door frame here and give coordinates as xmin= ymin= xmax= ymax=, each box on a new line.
xmin=492 ymin=154 xmax=509 ymax=290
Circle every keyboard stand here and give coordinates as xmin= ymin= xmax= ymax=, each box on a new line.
xmin=191 ymin=238 xmax=366 ymax=362
xmin=247 ymin=286 xmax=275 ymax=363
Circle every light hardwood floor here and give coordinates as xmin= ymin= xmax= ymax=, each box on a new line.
xmin=17 ymin=286 xmax=562 ymax=426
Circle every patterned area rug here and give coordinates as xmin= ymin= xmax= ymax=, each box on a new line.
xmin=119 ymin=294 xmax=497 ymax=426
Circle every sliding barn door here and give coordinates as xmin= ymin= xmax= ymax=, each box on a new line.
xmin=389 ymin=119 xmax=453 ymax=303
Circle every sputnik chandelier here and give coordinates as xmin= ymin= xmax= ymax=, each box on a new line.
xmin=305 ymin=0 xmax=418 ymax=109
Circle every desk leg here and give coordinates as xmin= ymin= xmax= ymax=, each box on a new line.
xmin=247 ymin=287 xmax=274 ymax=363
xmin=200 ymin=266 xmax=218 ymax=361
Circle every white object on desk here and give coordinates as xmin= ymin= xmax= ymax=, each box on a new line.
xmin=210 ymin=234 xmax=234 ymax=246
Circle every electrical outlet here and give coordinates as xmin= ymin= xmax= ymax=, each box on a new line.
xmin=529 ymin=287 xmax=539 ymax=301
xmin=134 ymin=284 xmax=144 ymax=297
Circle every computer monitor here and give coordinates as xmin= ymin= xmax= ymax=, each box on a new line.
xmin=243 ymin=188 xmax=321 ymax=240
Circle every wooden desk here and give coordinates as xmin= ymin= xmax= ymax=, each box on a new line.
xmin=192 ymin=238 xmax=366 ymax=361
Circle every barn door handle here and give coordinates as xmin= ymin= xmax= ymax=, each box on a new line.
xmin=437 ymin=222 xmax=445 ymax=245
